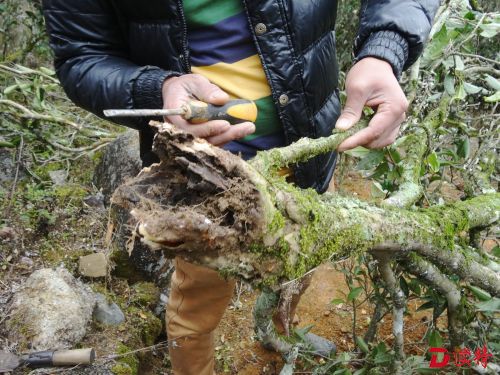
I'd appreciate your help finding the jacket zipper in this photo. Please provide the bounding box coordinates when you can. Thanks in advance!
[176,0,191,73]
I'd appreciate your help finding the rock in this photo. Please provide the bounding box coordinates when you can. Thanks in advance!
[48,169,68,185]
[0,148,19,186]
[93,293,125,325]
[0,226,16,241]
[79,253,108,278]
[7,267,96,351]
[154,293,169,317]
[93,130,142,204]
[19,256,34,267]
[110,238,174,290]
[0,351,20,372]
[83,192,105,209]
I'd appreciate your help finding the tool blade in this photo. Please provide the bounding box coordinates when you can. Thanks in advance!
[103,108,185,118]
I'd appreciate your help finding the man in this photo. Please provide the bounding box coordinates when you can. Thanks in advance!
[42,1,438,374]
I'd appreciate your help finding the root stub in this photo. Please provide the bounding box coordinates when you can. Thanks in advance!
[110,122,269,277]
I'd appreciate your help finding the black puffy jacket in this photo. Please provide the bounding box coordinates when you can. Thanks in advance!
[42,0,439,192]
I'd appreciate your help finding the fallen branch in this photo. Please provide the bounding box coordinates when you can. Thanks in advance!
[110,122,500,296]
[0,99,83,130]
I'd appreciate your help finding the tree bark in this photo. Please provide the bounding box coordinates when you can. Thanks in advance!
[110,122,500,296]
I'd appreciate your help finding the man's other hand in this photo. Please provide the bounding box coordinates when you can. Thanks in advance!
[335,57,408,152]
[162,74,255,146]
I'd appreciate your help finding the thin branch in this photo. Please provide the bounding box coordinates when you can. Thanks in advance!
[456,52,499,66]
[5,135,24,217]
[0,63,60,84]
[372,252,406,363]
[455,13,486,50]
[45,137,114,153]
[463,66,500,75]
[383,97,451,208]
[376,242,500,296]
[0,99,83,130]
[399,252,465,349]
[363,299,389,344]
[250,121,366,174]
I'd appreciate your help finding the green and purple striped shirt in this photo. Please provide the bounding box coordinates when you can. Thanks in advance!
[183,0,285,158]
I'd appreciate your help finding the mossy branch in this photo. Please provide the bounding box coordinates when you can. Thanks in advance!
[111,123,500,295]
[250,121,366,175]
[383,96,451,208]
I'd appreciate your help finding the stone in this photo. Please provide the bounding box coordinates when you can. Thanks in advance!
[83,192,105,209]
[303,333,336,357]
[0,149,19,186]
[0,227,16,241]
[93,130,142,204]
[79,253,108,278]
[154,293,169,317]
[48,169,68,185]
[93,293,125,325]
[0,351,20,372]
[19,256,33,267]
[7,267,96,351]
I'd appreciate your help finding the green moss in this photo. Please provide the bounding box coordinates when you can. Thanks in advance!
[6,314,36,351]
[111,363,134,375]
[269,182,381,280]
[109,246,147,283]
[260,274,280,288]
[130,282,160,308]
[53,184,87,205]
[91,148,105,164]
[126,307,163,347]
[32,161,65,180]
[217,267,236,280]
[423,203,470,250]
[268,210,286,234]
[111,343,139,375]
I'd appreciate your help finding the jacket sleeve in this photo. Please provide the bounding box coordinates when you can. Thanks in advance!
[42,0,181,129]
[353,0,440,79]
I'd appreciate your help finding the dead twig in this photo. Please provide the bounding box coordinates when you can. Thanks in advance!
[5,135,24,218]
[0,99,83,131]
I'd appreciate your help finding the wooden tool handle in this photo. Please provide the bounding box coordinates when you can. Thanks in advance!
[52,348,95,366]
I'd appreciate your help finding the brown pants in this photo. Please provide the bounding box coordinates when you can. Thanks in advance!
[166,257,309,375]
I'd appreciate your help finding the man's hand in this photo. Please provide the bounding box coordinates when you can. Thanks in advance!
[336,57,408,152]
[162,74,255,146]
